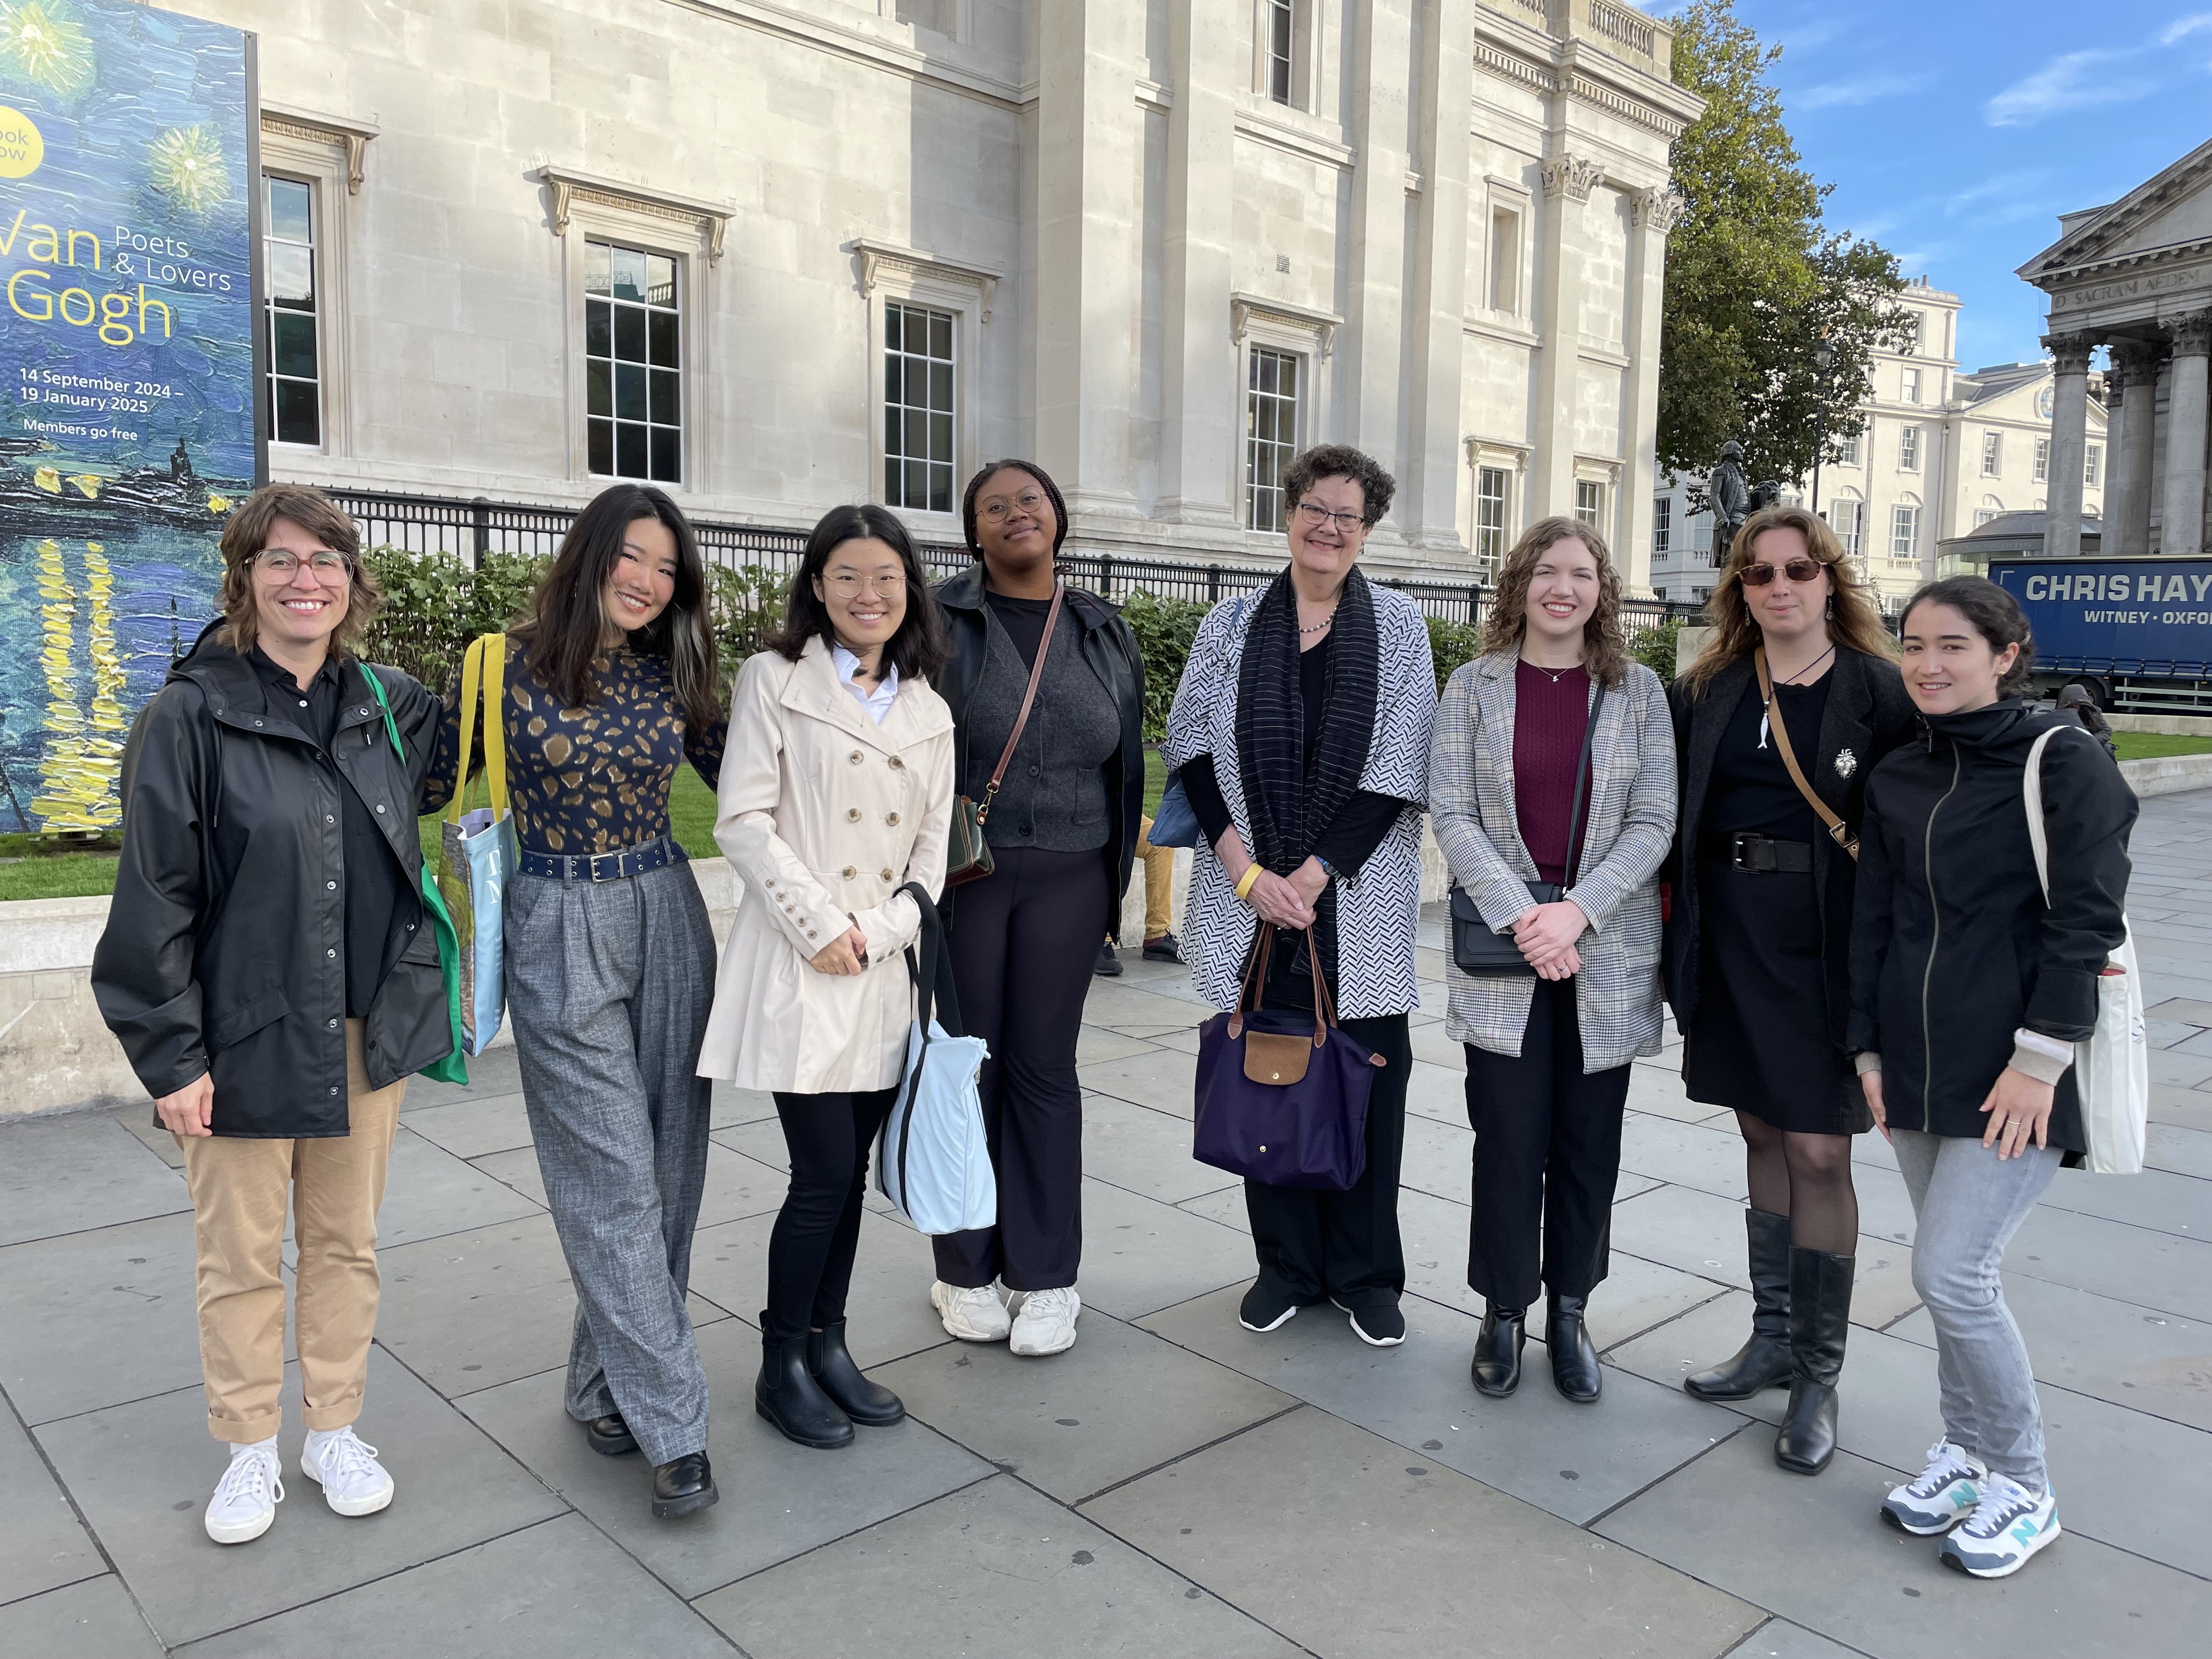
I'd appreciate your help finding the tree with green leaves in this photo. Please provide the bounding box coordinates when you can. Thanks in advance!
[1660,1,1913,498]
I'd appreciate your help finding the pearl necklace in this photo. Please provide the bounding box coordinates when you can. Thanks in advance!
[1300,611,1336,635]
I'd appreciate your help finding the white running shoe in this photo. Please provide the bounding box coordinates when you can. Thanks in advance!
[1882,1439,1988,1536]
[1939,1472,2060,1578]
[205,1440,284,1545]
[931,1280,1012,1342]
[300,1426,395,1517]
[1009,1286,1080,1357]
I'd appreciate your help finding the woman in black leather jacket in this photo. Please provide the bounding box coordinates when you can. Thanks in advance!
[924,459,1144,1358]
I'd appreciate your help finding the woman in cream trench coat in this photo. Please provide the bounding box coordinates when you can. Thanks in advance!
[698,504,956,1449]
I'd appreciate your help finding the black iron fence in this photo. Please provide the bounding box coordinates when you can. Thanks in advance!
[325,487,1704,635]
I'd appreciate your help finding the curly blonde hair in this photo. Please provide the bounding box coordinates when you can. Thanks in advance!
[1479,515,1629,686]
[215,483,381,658]
[1681,504,1894,693]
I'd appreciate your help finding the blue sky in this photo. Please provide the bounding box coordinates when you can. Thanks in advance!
[1657,2,2212,371]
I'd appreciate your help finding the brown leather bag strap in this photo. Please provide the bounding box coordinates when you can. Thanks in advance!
[1227,924,1275,1036]
[1754,646,1857,861]
[975,582,1066,824]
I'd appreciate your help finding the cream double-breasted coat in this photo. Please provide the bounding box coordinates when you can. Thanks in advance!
[698,636,956,1094]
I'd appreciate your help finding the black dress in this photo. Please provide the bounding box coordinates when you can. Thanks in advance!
[1682,672,1870,1133]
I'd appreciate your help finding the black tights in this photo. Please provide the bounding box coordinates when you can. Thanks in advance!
[1737,1114,1858,1255]
[765,1088,898,1344]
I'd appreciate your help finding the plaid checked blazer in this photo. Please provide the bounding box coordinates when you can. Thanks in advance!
[1427,651,1677,1068]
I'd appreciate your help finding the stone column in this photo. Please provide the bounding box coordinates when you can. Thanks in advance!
[2041,330,2097,560]
[2104,340,2163,555]
[1398,0,1477,556]
[2164,311,2212,559]
[1340,0,1414,466]
[1620,186,1685,595]
[1532,153,1601,521]
[1154,1,1238,529]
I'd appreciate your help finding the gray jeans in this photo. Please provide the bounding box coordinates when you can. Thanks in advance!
[1891,1127,2061,1489]
[507,860,716,1467]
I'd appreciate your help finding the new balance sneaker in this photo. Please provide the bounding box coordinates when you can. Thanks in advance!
[1881,1439,1987,1536]
[1009,1286,1080,1356]
[204,1439,284,1545]
[930,1280,1012,1342]
[1333,1297,1407,1347]
[1238,1280,1300,1333]
[1939,1472,2061,1579]
[300,1425,395,1517]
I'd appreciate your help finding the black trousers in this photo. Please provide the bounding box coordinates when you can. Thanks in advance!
[932,844,1107,1293]
[1245,1012,1412,1311]
[764,1087,898,1344]
[1463,977,1632,1308]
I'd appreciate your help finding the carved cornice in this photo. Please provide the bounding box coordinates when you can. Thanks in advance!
[1541,154,1601,202]
[2171,309,2212,357]
[2042,330,2100,375]
[850,238,1002,322]
[2019,137,2212,286]
[538,166,733,262]
[1635,185,1686,234]
[260,106,378,195]
[1231,292,1343,358]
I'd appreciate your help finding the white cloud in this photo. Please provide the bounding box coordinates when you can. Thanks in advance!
[1983,49,2138,127]
[2157,12,2212,42]
[1797,70,1936,109]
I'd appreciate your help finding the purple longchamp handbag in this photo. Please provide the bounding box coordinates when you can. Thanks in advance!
[1193,926,1386,1192]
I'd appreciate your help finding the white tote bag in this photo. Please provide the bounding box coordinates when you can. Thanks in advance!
[874,887,997,1235]
[2023,727,2148,1175]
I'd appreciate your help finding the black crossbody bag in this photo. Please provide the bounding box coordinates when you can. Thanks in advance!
[1449,681,1605,977]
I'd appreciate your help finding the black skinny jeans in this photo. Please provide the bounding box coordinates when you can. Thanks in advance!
[1463,977,1632,1309]
[932,844,1107,1293]
[765,1087,898,1344]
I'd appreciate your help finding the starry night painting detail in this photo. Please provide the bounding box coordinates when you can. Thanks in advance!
[0,0,256,833]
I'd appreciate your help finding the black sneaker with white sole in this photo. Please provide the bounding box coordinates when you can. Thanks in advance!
[1238,1280,1301,1333]
[1334,1298,1406,1346]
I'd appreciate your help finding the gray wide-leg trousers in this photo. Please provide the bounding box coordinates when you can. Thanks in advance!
[506,859,716,1467]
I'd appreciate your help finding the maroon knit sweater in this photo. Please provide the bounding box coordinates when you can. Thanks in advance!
[1513,659,1593,885]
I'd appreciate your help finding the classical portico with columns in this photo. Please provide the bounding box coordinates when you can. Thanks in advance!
[2021,137,2212,560]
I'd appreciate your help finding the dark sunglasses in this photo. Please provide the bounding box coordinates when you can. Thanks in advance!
[1739,558,1825,587]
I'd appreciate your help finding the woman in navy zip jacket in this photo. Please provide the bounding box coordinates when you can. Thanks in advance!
[1848,576,2134,1581]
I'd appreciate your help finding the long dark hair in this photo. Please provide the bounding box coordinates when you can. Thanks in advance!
[517,484,721,728]
[766,504,950,681]
[1901,575,2036,697]
[960,459,1069,560]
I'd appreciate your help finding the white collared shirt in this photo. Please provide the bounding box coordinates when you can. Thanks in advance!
[832,643,900,725]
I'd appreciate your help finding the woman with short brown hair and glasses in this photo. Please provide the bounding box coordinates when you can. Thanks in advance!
[1666,503,1916,1474]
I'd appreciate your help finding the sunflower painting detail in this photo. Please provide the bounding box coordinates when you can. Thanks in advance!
[0,0,94,97]
[146,122,229,214]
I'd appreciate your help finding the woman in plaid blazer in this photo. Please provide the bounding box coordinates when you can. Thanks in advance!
[1429,517,1677,1403]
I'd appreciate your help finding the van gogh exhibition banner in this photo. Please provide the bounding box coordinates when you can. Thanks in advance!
[0,0,256,833]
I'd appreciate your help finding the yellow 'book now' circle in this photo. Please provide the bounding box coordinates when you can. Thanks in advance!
[0,107,42,179]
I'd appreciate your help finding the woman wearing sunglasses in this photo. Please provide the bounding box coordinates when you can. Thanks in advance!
[1666,504,1916,1475]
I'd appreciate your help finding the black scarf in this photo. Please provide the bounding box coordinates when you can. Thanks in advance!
[1235,566,1379,876]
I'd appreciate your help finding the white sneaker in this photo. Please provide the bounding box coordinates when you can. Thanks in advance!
[1881,1439,1988,1536]
[1939,1472,2061,1578]
[931,1280,1011,1342]
[205,1440,284,1545]
[1009,1286,1080,1357]
[300,1426,395,1517]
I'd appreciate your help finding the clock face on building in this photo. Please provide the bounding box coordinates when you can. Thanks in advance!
[2038,385,2055,418]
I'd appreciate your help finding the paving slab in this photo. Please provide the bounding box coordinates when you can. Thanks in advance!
[0,1404,103,1606]
[2149,1082,2212,1134]
[694,1474,1304,1659]
[457,1319,990,1599]
[1408,1020,1468,1070]
[1400,1055,1472,1126]
[1074,1025,1167,1066]
[685,1206,953,1370]
[33,1347,566,1647]
[2000,1201,2212,1321]
[0,1116,188,1248]
[1073,1176,1260,1320]
[1079,981,1212,1033]
[176,1514,735,1658]
[708,1082,777,1130]
[2145,1121,2212,1178]
[0,1212,209,1426]
[1083,1406,1762,1659]
[1138,1283,1744,1526]
[1596,1429,2212,1659]
[400,1045,521,1110]
[701,1118,900,1217]
[398,1092,534,1159]
[1618,1112,1753,1201]
[111,1107,186,1170]
[0,1576,164,1659]
[2032,1165,2210,1240]
[467,1140,783,1232]
[1078,1045,1198,1119]
[1626,1062,1735,1125]
[872,1307,1294,1503]
[1176,1182,1252,1233]
[1080,1092,1236,1205]
[1724,1618,1878,1658]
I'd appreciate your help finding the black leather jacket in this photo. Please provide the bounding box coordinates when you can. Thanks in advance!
[932,563,1146,937]
[92,625,450,1137]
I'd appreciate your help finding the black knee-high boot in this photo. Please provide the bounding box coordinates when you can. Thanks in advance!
[1685,1209,1795,1400]
[1774,1247,1853,1474]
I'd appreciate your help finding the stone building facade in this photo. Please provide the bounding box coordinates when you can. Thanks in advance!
[186,0,1697,585]
[1649,279,2105,611]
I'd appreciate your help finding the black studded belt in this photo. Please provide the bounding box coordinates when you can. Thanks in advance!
[516,835,683,883]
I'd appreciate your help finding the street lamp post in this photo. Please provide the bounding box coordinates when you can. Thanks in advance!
[1810,335,1836,517]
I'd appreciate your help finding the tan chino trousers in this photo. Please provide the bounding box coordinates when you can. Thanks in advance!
[177,1019,405,1444]
[1137,816,1175,942]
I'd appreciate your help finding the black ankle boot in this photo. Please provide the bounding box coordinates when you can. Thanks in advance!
[808,1321,904,1427]
[1774,1247,1854,1475]
[755,1330,855,1449]
[1685,1209,1796,1401]
[1546,1294,1602,1403]
[1470,1304,1526,1397]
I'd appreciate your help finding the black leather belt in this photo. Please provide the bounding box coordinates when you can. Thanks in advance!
[1701,831,1813,874]
[516,836,682,884]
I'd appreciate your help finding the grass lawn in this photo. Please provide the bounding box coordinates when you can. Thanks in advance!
[2113,732,2212,759]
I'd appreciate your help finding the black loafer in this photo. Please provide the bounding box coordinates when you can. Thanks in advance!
[585,1412,636,1457]
[651,1452,718,1519]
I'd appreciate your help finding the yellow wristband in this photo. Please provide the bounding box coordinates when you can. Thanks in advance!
[1234,864,1263,902]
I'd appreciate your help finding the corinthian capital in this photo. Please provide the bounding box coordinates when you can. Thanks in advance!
[1541,154,1601,202]
[2041,330,2100,375]
[1635,186,1687,234]
[2169,309,2212,357]
[2107,338,2166,386]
